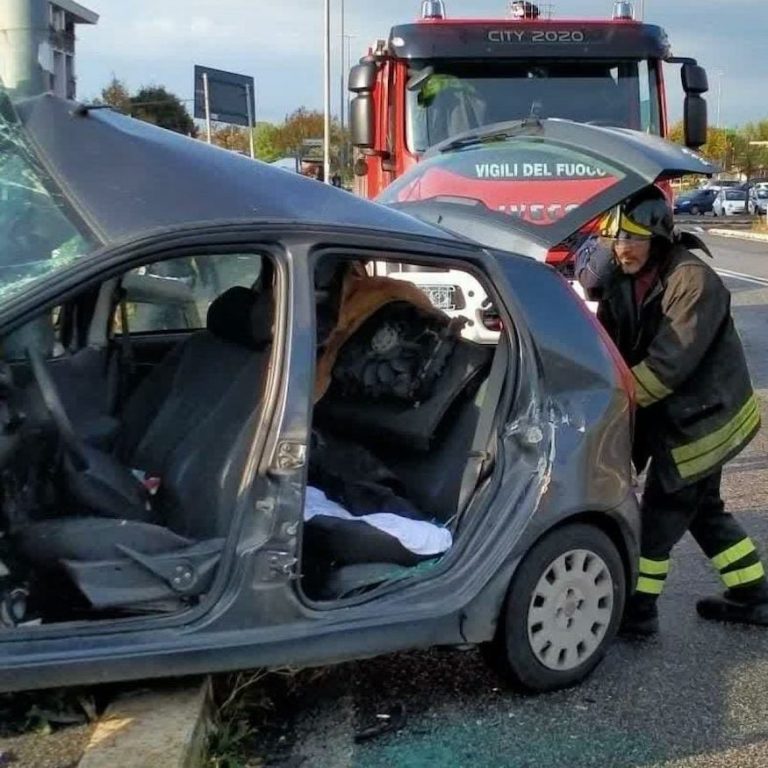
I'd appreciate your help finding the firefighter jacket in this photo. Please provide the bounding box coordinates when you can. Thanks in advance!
[595,244,759,493]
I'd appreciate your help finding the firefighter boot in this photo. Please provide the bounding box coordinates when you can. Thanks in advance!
[620,593,659,637]
[697,581,768,626]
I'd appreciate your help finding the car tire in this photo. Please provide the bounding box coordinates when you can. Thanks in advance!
[482,523,625,693]
[690,205,700,215]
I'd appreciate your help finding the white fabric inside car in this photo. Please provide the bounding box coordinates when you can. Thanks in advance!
[304,486,452,557]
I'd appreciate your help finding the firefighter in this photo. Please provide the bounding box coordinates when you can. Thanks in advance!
[577,188,768,635]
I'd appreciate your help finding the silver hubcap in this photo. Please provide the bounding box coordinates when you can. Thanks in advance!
[527,549,614,671]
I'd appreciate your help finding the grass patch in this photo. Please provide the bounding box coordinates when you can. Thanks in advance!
[206,667,330,768]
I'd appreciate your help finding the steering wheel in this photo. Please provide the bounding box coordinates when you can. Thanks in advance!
[27,347,89,470]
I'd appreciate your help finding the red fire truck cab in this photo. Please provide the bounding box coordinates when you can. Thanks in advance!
[349,0,709,204]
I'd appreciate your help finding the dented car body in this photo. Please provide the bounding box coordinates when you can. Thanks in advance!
[0,90,710,693]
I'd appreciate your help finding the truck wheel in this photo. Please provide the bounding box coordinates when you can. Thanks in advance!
[690,205,700,215]
[482,523,625,693]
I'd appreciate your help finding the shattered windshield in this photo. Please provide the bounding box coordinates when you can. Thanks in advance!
[0,93,96,304]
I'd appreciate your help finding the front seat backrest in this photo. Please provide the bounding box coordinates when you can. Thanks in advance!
[154,285,274,540]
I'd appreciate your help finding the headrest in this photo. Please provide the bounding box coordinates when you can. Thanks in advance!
[207,286,272,349]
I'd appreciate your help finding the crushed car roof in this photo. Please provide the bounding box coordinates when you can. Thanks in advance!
[13,93,454,246]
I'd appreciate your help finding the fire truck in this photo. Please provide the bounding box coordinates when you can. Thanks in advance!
[349,0,708,200]
[348,1,709,337]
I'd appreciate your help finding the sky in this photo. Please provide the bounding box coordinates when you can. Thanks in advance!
[75,0,767,128]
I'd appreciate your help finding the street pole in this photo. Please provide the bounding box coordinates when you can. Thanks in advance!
[245,82,255,159]
[749,141,768,226]
[716,71,723,129]
[339,0,345,136]
[202,72,213,144]
[0,0,48,97]
[323,0,332,184]
[342,33,356,178]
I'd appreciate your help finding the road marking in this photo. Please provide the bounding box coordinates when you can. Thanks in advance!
[716,268,768,287]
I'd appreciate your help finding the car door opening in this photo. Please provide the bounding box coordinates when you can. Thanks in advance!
[301,255,508,601]
[0,252,276,628]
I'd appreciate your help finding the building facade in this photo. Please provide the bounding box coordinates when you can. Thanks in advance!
[48,0,98,99]
[0,0,98,98]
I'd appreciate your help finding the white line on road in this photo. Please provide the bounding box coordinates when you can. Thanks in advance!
[716,268,768,287]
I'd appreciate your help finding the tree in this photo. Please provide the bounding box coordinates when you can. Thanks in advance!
[668,122,729,166]
[253,123,281,163]
[211,125,249,154]
[130,86,196,137]
[269,107,350,171]
[210,122,282,163]
[99,76,131,114]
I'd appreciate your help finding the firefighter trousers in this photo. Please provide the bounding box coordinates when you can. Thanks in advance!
[635,467,768,601]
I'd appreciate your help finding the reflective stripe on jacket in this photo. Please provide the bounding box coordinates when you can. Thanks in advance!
[595,245,759,492]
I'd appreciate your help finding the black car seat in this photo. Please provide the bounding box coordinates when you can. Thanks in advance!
[14,284,273,610]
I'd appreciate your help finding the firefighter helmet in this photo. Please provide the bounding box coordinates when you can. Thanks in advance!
[619,190,674,242]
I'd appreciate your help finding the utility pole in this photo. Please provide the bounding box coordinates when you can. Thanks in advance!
[715,71,724,129]
[749,141,768,226]
[0,0,49,97]
[323,0,332,184]
[339,0,345,135]
[342,33,356,177]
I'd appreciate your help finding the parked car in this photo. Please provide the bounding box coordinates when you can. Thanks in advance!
[0,90,712,694]
[749,187,768,216]
[713,188,749,216]
[674,188,717,215]
[705,179,742,191]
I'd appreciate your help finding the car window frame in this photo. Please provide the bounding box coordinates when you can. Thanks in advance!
[110,252,266,339]
[1,231,291,642]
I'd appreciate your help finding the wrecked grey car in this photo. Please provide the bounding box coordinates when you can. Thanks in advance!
[0,89,709,694]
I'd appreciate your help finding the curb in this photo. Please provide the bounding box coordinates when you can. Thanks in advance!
[78,677,211,768]
[708,228,768,243]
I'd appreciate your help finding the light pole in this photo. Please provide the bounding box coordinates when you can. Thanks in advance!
[715,70,724,129]
[749,141,768,226]
[339,0,345,135]
[323,0,332,184]
[342,32,356,175]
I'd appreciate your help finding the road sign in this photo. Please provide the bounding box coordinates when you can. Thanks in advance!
[193,66,255,127]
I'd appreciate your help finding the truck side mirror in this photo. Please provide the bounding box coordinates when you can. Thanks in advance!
[684,95,708,149]
[681,63,708,95]
[349,61,377,151]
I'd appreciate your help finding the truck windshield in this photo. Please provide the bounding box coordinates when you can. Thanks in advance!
[0,92,97,304]
[406,60,661,153]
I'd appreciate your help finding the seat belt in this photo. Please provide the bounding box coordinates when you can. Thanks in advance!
[456,336,510,517]
[118,294,136,377]
[110,291,137,414]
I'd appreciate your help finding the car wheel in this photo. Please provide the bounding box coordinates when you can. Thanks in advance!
[482,523,625,693]
[690,205,700,215]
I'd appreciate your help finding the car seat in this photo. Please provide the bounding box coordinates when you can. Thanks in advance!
[13,284,273,611]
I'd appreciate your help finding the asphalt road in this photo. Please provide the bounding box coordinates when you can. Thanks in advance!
[252,232,768,768]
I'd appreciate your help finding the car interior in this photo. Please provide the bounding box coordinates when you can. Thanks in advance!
[0,250,507,627]
[301,255,504,601]
[0,252,274,627]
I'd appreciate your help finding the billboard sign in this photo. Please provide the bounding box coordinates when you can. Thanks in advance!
[194,65,255,127]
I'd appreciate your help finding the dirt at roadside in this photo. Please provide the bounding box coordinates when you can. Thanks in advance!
[0,688,103,768]
[0,724,94,768]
